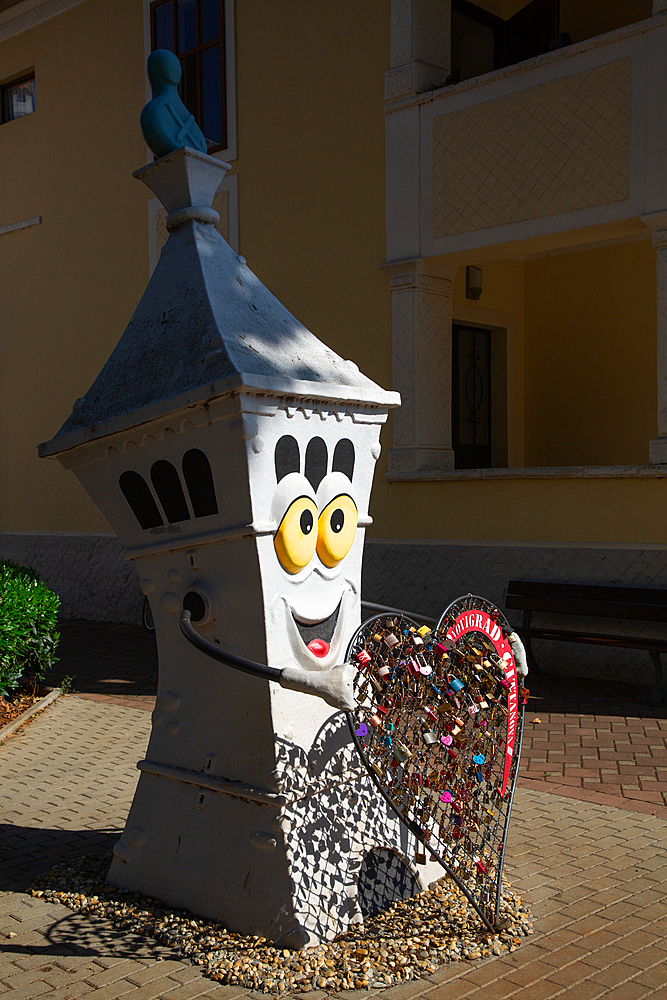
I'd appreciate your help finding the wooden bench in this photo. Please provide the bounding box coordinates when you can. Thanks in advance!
[505,580,667,705]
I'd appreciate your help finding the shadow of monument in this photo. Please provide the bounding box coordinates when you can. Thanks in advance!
[275,713,425,943]
[0,824,120,893]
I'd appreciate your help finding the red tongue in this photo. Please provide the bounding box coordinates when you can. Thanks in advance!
[307,639,330,658]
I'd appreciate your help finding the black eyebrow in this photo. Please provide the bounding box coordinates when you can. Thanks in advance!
[332,439,355,480]
[275,435,300,481]
[305,437,328,491]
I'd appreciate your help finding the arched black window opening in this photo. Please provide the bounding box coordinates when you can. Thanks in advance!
[182,449,218,517]
[305,437,328,491]
[333,439,355,481]
[119,471,164,530]
[275,435,300,481]
[150,461,191,523]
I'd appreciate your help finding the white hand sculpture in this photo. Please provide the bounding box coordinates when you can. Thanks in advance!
[509,632,528,678]
[280,661,356,711]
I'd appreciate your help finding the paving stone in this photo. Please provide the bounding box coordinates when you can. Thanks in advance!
[4,641,667,1000]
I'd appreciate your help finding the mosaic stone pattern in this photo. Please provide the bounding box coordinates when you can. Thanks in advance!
[432,59,631,239]
[277,715,424,941]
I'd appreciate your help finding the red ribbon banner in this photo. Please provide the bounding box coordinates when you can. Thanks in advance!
[446,609,518,796]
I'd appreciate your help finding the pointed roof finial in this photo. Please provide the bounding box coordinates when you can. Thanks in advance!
[140,49,207,158]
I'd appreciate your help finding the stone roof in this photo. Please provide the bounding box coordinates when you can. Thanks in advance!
[40,149,398,458]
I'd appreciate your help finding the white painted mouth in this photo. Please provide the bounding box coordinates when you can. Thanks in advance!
[291,600,342,645]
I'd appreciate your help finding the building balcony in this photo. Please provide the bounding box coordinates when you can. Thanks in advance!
[386,10,667,263]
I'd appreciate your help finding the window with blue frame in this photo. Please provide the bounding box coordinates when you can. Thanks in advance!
[150,0,226,152]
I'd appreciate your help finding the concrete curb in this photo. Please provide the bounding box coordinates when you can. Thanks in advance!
[0,686,61,743]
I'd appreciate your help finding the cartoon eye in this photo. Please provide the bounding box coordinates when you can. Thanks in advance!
[316,494,357,567]
[274,495,319,574]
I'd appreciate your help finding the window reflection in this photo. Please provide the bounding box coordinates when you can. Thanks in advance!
[1,77,36,124]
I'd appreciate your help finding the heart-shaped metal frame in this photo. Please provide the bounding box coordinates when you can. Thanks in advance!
[345,594,526,930]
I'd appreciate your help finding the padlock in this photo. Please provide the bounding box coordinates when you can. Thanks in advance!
[423,731,438,745]
[356,649,371,665]
[392,740,411,763]
[377,665,390,678]
[417,625,432,637]
[448,675,465,693]
[384,633,399,648]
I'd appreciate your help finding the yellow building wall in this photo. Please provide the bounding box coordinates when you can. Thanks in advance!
[523,239,656,468]
[1,0,664,549]
[559,0,652,45]
[369,241,664,546]
[232,0,391,399]
[0,0,147,532]
[370,477,667,545]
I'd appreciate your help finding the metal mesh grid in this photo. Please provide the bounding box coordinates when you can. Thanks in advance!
[346,595,525,929]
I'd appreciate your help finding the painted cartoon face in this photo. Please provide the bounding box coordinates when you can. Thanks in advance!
[270,434,359,666]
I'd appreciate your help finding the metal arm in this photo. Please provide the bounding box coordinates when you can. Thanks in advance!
[179,610,356,711]
[180,608,282,681]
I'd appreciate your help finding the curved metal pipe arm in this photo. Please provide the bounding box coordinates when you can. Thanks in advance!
[179,610,356,711]
[180,609,282,681]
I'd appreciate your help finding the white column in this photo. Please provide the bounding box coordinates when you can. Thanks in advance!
[383,259,458,474]
[649,228,667,463]
[385,0,451,101]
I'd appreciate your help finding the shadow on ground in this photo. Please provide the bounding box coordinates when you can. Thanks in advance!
[45,621,158,698]
[526,668,667,720]
[0,825,120,893]
[0,909,173,962]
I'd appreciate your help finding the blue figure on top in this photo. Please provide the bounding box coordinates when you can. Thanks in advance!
[140,49,207,158]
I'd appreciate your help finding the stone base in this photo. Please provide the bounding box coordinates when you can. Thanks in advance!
[108,716,432,946]
[0,531,141,624]
[362,539,667,688]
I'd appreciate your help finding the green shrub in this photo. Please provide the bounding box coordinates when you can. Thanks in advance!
[0,562,60,697]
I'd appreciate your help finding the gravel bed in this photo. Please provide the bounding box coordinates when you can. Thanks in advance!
[30,852,533,994]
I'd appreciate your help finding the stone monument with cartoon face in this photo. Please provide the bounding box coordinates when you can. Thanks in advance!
[39,65,439,945]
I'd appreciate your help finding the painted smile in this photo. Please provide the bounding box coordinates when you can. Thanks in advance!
[292,601,342,658]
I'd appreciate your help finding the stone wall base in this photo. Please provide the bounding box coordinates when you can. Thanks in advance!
[3,531,666,686]
[362,539,667,688]
[0,531,141,624]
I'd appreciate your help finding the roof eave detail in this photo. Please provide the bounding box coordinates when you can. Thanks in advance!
[39,372,400,459]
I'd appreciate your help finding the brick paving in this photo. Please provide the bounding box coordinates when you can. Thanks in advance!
[2,625,667,996]
[518,672,667,817]
[45,621,158,712]
[2,695,667,998]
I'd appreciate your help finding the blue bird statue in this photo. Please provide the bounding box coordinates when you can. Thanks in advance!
[140,49,207,158]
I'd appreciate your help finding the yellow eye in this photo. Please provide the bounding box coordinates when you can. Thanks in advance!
[317,494,358,567]
[274,495,319,574]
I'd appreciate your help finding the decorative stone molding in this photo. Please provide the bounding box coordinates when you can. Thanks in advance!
[0,216,41,237]
[383,258,457,475]
[385,60,450,100]
[386,464,667,482]
[432,59,631,239]
[0,0,86,42]
[387,0,450,99]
